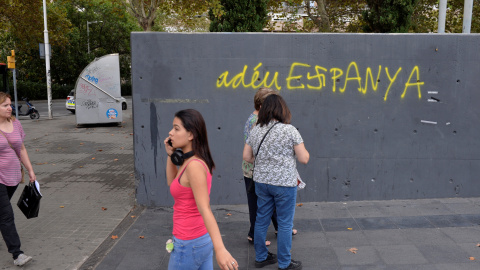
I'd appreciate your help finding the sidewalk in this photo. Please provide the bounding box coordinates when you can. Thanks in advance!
[94,198,480,270]
[0,110,135,269]
[4,107,480,270]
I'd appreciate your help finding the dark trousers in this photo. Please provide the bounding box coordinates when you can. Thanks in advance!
[0,183,23,259]
[244,176,278,239]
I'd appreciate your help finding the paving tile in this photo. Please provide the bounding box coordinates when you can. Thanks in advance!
[363,229,412,246]
[456,243,480,258]
[435,262,480,270]
[390,216,435,229]
[402,228,454,245]
[439,227,480,244]
[413,201,456,216]
[356,217,398,230]
[321,218,360,232]
[443,202,480,215]
[386,265,439,270]
[341,265,388,270]
[417,244,472,263]
[293,246,340,270]
[425,215,473,228]
[292,230,330,248]
[313,203,351,219]
[333,246,382,265]
[347,205,385,218]
[291,218,323,233]
[462,214,480,226]
[375,245,428,265]
[325,231,369,247]
[378,204,422,217]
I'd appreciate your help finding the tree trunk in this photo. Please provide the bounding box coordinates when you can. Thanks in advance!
[307,0,330,32]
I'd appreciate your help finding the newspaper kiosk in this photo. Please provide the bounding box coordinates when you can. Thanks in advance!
[75,54,123,125]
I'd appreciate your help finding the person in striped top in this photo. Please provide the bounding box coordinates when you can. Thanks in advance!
[0,92,36,266]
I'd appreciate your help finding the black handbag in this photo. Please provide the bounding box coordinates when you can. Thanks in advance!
[17,182,42,219]
[248,122,279,193]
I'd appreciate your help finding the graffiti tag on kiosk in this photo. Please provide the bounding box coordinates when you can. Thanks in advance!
[216,62,425,101]
[85,74,99,84]
[78,82,96,96]
[81,99,98,110]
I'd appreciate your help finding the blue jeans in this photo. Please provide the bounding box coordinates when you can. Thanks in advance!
[244,176,278,239]
[254,182,296,269]
[168,233,213,270]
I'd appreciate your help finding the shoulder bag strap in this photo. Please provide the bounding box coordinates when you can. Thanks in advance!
[253,122,279,169]
[0,129,21,161]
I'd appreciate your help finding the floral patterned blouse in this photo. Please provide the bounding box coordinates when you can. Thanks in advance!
[246,121,303,187]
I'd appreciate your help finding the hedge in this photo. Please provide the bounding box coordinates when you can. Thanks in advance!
[0,80,132,100]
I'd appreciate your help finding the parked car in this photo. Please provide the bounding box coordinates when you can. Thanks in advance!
[66,90,75,113]
[66,90,127,113]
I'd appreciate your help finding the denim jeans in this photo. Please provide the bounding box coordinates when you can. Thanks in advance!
[244,177,278,239]
[168,233,213,270]
[0,183,23,259]
[254,182,296,269]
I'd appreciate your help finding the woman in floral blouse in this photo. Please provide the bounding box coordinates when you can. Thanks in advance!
[243,94,309,270]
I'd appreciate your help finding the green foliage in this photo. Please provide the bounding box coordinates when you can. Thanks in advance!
[209,0,268,32]
[410,0,480,33]
[1,0,140,99]
[155,0,211,32]
[0,78,73,100]
[362,0,419,33]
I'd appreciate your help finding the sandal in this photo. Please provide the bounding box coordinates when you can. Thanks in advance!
[247,236,271,246]
[275,229,298,236]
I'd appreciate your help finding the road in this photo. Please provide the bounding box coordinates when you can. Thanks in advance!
[13,97,132,119]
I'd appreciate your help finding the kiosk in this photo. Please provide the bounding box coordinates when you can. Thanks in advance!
[75,54,123,125]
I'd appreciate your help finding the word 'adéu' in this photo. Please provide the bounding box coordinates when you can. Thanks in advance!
[216,62,425,101]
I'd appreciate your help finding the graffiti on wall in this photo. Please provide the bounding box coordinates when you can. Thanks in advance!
[216,61,425,101]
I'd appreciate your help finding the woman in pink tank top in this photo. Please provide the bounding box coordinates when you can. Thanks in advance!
[164,109,238,270]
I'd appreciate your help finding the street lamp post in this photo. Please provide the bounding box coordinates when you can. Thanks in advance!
[43,0,52,119]
[87,21,103,54]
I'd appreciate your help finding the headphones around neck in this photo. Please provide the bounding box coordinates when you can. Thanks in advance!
[168,139,194,166]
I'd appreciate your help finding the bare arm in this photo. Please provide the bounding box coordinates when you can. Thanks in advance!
[164,137,177,186]
[20,144,36,182]
[242,143,254,163]
[294,142,310,164]
[186,162,238,270]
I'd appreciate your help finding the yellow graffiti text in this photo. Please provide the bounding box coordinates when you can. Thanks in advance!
[216,63,282,90]
[401,66,424,99]
[216,61,424,101]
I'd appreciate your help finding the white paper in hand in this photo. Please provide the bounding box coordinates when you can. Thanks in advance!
[34,180,42,196]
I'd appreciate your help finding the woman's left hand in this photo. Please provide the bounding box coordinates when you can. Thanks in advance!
[215,248,238,270]
[28,170,36,183]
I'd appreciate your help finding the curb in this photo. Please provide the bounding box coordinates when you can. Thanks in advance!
[78,204,146,270]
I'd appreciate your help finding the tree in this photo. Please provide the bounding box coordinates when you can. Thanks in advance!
[0,0,72,74]
[1,0,140,94]
[209,0,269,32]
[362,0,419,33]
[155,0,213,32]
[265,0,368,33]
[122,0,161,31]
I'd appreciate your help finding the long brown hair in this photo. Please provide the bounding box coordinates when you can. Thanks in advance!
[0,92,14,122]
[257,94,291,127]
[174,109,215,173]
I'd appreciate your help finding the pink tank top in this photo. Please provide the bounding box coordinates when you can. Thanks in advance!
[170,159,212,240]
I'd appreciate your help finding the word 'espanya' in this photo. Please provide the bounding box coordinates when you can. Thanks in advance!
[216,62,425,101]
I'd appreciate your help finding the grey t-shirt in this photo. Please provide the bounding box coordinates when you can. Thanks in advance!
[246,121,303,187]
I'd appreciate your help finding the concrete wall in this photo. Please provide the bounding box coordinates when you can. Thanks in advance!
[131,33,480,207]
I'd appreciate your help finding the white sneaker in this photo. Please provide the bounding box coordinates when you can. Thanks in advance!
[14,254,32,266]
